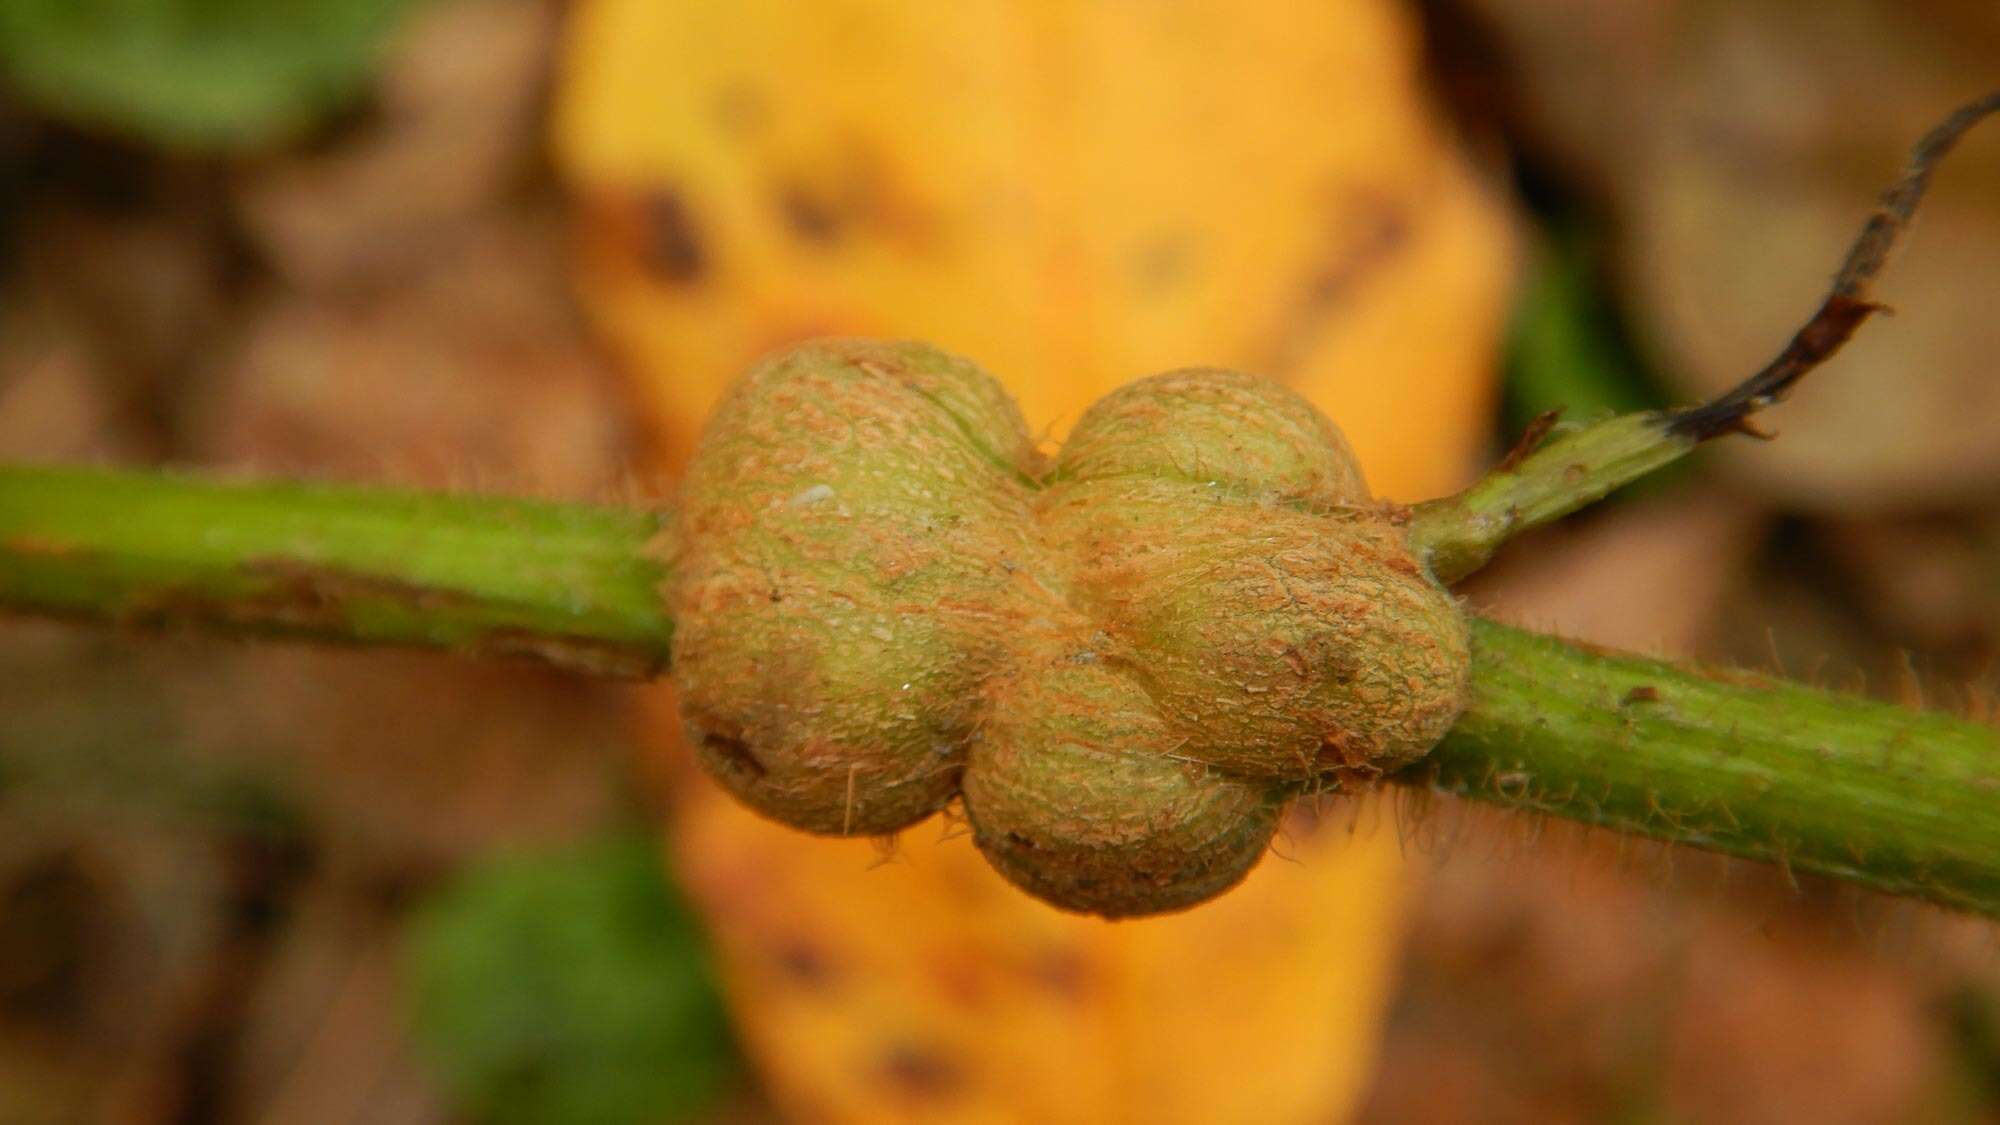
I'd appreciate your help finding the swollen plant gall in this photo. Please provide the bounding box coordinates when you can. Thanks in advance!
[669,339,1471,917]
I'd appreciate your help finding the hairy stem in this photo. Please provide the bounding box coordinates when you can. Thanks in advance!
[1419,621,2000,916]
[0,464,672,677]
[4,464,1997,915]
[1410,89,2000,582]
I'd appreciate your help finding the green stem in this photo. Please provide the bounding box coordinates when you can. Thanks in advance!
[1424,621,2000,916]
[4,464,1997,915]
[1407,412,1686,582]
[0,464,672,677]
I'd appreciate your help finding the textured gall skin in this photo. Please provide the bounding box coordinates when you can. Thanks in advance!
[671,339,1469,916]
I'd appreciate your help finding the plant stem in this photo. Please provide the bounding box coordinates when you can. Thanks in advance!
[0,464,671,677]
[5,464,1997,915]
[1410,89,2000,583]
[1419,621,2000,916]
[1407,412,1686,582]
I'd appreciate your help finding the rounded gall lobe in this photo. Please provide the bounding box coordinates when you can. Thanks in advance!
[671,341,1472,916]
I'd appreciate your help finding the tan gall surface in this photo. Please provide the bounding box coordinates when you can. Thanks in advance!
[671,340,1469,916]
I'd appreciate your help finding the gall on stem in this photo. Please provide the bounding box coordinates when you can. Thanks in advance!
[1,94,1998,920]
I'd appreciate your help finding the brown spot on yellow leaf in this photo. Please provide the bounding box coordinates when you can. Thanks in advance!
[638,189,706,283]
[1264,191,1416,376]
[876,1042,965,1101]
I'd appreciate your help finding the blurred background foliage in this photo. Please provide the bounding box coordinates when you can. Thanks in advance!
[1,0,1999,1122]
[0,0,418,149]
[406,833,733,1125]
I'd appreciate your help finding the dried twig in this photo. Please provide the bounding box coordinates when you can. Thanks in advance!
[1673,89,2000,439]
[1412,90,2000,581]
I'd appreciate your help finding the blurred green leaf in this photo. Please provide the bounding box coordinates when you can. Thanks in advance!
[1933,984,2000,1117]
[0,0,420,149]
[1505,226,1666,430]
[406,832,736,1125]
[0,641,307,840]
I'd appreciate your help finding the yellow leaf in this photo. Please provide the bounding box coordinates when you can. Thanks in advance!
[555,1,1514,1120]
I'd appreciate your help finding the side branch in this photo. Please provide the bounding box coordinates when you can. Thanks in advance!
[0,465,673,676]
[1410,89,2000,582]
